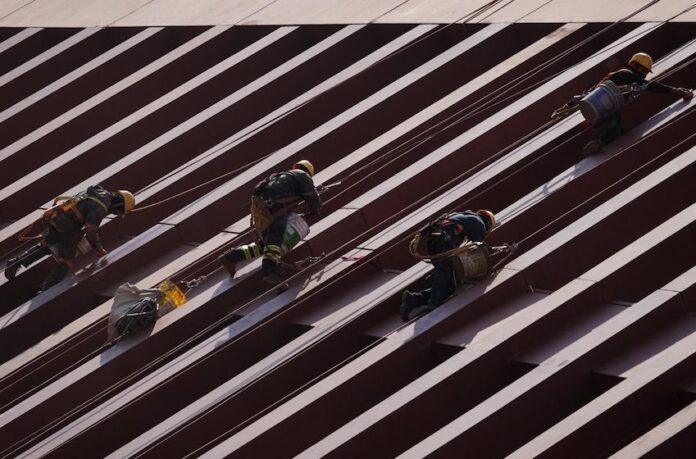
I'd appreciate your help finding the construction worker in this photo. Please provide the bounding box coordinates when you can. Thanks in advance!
[582,52,693,155]
[400,210,497,322]
[220,160,320,286]
[4,186,135,291]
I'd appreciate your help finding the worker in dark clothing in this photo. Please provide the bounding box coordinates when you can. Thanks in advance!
[4,186,135,291]
[400,210,496,322]
[582,52,693,155]
[220,160,321,286]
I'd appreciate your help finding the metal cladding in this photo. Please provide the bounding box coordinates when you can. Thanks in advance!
[0,18,695,459]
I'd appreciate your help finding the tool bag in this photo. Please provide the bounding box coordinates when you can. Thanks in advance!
[250,196,274,235]
[250,195,300,242]
[107,280,187,341]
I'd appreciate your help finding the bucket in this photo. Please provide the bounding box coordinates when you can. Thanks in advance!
[281,212,310,255]
[451,243,491,283]
[158,279,187,309]
[579,80,624,125]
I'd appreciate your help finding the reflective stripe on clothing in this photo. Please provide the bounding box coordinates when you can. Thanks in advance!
[263,244,282,263]
[240,243,262,260]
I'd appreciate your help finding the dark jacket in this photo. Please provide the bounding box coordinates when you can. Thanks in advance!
[49,186,115,250]
[437,212,487,244]
[602,68,673,94]
[424,211,487,255]
[253,169,321,215]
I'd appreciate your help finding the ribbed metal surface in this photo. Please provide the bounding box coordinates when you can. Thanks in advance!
[0,19,694,458]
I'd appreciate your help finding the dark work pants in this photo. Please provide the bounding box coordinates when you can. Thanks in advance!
[593,112,624,144]
[261,212,288,275]
[17,244,51,268]
[15,239,72,291]
[411,258,457,308]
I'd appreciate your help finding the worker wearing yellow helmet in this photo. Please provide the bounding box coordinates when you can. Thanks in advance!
[4,186,135,291]
[581,52,693,155]
[220,160,321,287]
[400,209,499,321]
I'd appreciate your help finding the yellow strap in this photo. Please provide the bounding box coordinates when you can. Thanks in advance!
[408,233,474,263]
[53,195,75,205]
[83,195,109,213]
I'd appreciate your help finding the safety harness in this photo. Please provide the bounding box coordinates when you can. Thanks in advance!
[409,212,481,263]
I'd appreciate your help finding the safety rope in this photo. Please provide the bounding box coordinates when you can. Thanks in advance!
[408,232,476,263]
[178,101,696,459]
[0,4,525,456]
[513,110,696,248]
[324,0,696,193]
[0,323,114,415]
[131,4,696,452]
[11,100,690,459]
[498,103,695,224]
[7,2,696,455]
[162,180,342,286]
[129,0,508,211]
[134,40,696,459]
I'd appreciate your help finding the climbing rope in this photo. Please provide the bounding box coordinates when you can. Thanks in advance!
[8,2,696,455]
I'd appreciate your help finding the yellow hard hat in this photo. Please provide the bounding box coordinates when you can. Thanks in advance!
[628,52,652,73]
[477,209,496,230]
[293,160,315,177]
[117,190,135,213]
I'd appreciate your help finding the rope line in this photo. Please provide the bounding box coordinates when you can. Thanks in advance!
[9,0,696,455]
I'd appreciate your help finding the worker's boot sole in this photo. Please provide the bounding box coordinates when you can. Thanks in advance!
[581,139,604,156]
[400,291,424,322]
[4,257,21,280]
[220,256,237,278]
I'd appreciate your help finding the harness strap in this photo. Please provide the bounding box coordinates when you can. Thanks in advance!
[278,253,325,270]
[84,195,110,213]
[408,233,474,263]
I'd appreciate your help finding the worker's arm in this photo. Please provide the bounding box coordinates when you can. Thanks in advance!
[447,213,487,243]
[296,173,322,216]
[646,80,693,99]
[84,223,107,256]
[301,190,322,216]
[84,205,108,256]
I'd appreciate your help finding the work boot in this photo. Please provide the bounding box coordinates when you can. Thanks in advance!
[4,257,21,280]
[581,139,604,156]
[4,244,49,280]
[219,254,236,278]
[39,263,70,292]
[400,291,422,322]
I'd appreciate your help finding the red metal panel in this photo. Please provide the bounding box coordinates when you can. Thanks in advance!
[1,19,696,458]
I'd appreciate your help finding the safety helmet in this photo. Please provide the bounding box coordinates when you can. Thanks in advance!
[117,190,135,213]
[628,52,652,73]
[477,209,496,230]
[293,160,315,177]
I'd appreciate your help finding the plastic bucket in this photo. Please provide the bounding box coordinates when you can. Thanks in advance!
[158,279,187,309]
[579,80,624,125]
[281,212,310,255]
[451,243,491,283]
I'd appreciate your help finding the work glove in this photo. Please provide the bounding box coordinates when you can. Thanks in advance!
[675,87,693,100]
